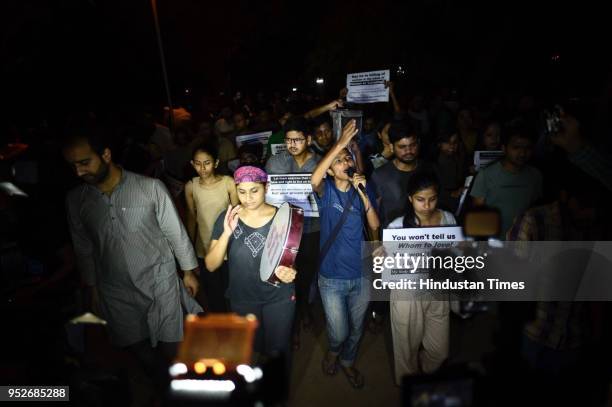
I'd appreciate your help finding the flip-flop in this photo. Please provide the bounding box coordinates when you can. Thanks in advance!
[340,366,365,389]
[321,353,338,376]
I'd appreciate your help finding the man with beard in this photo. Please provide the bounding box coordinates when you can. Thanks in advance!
[371,120,432,228]
[265,116,321,349]
[63,126,202,390]
[471,124,542,238]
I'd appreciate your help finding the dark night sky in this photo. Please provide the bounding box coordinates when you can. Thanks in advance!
[1,0,611,122]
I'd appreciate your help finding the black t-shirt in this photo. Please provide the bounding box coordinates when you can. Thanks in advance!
[371,160,433,227]
[211,211,295,304]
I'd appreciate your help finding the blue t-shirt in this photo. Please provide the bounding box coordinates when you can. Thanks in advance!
[315,178,378,280]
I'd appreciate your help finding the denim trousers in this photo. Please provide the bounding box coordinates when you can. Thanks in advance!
[318,274,371,367]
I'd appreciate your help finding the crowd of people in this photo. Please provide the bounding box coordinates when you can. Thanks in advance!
[2,82,612,404]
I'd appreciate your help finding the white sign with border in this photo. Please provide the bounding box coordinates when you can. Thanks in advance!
[381,226,464,283]
[235,131,273,148]
[265,173,319,217]
[473,150,503,171]
[346,69,390,103]
[270,143,287,156]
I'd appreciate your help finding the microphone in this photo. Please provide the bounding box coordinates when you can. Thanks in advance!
[345,167,367,195]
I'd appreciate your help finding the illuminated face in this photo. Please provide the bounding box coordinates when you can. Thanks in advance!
[284,130,310,156]
[191,151,217,179]
[237,181,266,209]
[439,134,460,156]
[314,123,333,148]
[483,124,501,150]
[63,142,110,185]
[503,136,533,169]
[327,149,354,180]
[393,136,419,164]
[409,186,438,219]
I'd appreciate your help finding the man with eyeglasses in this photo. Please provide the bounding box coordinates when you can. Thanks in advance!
[265,116,322,351]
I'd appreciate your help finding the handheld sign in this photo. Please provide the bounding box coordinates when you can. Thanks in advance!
[381,226,464,284]
[265,173,319,217]
[473,150,503,171]
[346,70,390,104]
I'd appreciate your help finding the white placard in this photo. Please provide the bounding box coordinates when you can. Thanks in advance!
[381,226,464,283]
[270,144,287,156]
[265,173,319,217]
[235,131,273,148]
[383,226,464,242]
[473,150,503,171]
[346,70,390,103]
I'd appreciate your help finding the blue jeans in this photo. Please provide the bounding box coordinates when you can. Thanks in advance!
[318,275,371,367]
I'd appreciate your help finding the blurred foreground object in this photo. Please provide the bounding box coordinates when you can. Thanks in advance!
[175,313,258,373]
[463,207,501,240]
[170,313,292,406]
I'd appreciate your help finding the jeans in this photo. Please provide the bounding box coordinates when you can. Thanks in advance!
[318,275,371,367]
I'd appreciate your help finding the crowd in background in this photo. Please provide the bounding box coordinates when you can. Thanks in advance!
[1,81,612,405]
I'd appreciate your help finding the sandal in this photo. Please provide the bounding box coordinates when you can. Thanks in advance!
[340,366,365,389]
[321,352,338,376]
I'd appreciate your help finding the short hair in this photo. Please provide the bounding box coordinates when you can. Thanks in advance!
[238,142,264,159]
[311,114,332,128]
[388,120,417,144]
[62,126,110,156]
[192,141,219,161]
[283,116,311,136]
[501,120,535,146]
[432,121,457,144]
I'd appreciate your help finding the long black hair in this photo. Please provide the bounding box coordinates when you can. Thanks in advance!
[402,171,441,228]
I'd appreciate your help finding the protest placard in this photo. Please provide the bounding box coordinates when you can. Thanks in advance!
[473,150,503,171]
[265,173,319,217]
[381,226,464,283]
[346,70,390,103]
[270,143,287,156]
[235,131,273,148]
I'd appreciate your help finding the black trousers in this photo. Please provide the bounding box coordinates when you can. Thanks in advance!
[293,231,320,329]
[198,258,229,313]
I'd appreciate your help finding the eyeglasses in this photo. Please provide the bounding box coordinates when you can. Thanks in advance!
[284,137,306,145]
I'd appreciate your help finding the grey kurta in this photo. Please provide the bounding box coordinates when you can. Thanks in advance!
[66,169,202,347]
